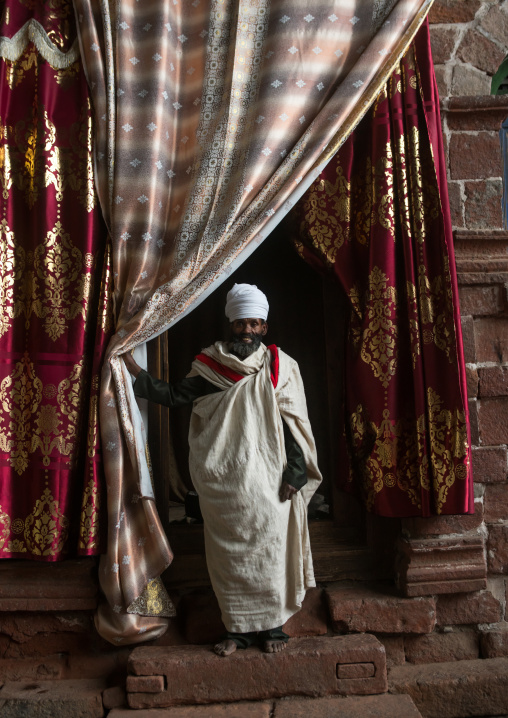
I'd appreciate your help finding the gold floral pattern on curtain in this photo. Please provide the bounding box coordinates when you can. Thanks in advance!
[293,23,472,517]
[0,0,112,559]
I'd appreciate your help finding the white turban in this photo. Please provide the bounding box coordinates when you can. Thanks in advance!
[225,283,269,323]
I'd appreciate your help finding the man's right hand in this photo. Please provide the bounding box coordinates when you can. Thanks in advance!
[122,352,143,378]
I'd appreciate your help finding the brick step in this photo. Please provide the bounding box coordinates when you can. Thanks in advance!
[389,657,508,718]
[0,559,98,611]
[0,678,106,718]
[325,582,437,634]
[111,693,422,717]
[126,635,387,709]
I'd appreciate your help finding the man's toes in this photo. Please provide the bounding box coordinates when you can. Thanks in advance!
[263,640,287,653]
[214,639,237,657]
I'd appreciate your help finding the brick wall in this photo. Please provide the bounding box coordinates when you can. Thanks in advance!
[393,0,508,660]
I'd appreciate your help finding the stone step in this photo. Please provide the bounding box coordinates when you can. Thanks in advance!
[126,635,387,709]
[389,657,508,718]
[325,582,437,634]
[110,693,422,717]
[0,559,98,611]
[0,678,106,718]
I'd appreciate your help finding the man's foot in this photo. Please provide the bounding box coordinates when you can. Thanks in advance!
[214,639,237,657]
[263,639,287,653]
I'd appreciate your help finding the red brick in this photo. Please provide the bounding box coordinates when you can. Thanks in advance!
[480,5,508,49]
[110,705,272,718]
[396,536,486,597]
[429,0,481,23]
[389,658,508,718]
[374,636,405,668]
[326,584,436,634]
[65,648,130,681]
[481,629,508,658]
[0,655,66,682]
[473,446,508,483]
[485,484,508,523]
[479,366,508,398]
[475,317,508,363]
[457,29,506,76]
[102,685,127,710]
[401,501,483,538]
[461,315,476,363]
[437,591,502,626]
[283,588,328,637]
[404,630,479,664]
[430,26,458,65]
[0,613,91,643]
[466,366,478,398]
[128,636,387,708]
[0,679,106,718]
[488,525,508,574]
[450,133,501,181]
[464,180,504,231]
[0,560,98,610]
[337,662,375,679]
[448,182,463,228]
[447,97,508,132]
[127,675,165,693]
[479,398,508,446]
[469,399,480,446]
[3,631,95,660]
[459,284,504,317]
[273,695,423,718]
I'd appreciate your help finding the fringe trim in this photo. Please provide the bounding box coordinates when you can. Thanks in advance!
[0,19,79,68]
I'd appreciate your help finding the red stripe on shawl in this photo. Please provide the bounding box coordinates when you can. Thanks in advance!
[267,344,279,388]
[195,353,245,383]
[195,346,279,387]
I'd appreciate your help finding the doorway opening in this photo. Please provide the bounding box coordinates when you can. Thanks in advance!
[147,221,398,589]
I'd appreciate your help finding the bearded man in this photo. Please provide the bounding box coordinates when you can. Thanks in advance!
[123,283,321,656]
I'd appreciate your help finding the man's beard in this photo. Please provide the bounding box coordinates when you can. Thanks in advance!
[229,333,263,358]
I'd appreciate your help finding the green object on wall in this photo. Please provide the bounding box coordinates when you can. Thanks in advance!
[492,55,508,95]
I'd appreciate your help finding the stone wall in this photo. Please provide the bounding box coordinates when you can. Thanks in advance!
[392,0,508,662]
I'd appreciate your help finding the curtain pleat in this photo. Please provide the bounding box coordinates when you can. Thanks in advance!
[292,20,472,518]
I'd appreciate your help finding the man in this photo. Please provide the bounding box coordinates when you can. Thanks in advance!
[123,283,321,656]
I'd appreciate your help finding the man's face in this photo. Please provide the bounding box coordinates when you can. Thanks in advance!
[229,318,267,358]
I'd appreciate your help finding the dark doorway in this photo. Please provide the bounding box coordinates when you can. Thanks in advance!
[147,221,377,589]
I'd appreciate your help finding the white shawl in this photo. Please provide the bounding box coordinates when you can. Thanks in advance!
[187,342,321,633]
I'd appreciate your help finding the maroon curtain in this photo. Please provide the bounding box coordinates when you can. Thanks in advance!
[0,0,112,559]
[293,20,472,517]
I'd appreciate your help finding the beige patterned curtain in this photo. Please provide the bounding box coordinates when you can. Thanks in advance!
[73,0,435,644]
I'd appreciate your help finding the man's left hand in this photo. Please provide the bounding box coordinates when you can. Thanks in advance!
[279,481,298,502]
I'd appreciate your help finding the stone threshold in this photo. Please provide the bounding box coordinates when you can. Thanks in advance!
[110,694,423,717]
[126,635,387,709]
[389,656,508,718]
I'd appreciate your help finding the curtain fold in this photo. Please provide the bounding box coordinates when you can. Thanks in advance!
[0,0,112,559]
[73,0,436,644]
[292,20,472,518]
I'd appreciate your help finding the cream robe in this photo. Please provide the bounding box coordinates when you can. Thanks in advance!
[187,342,321,633]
